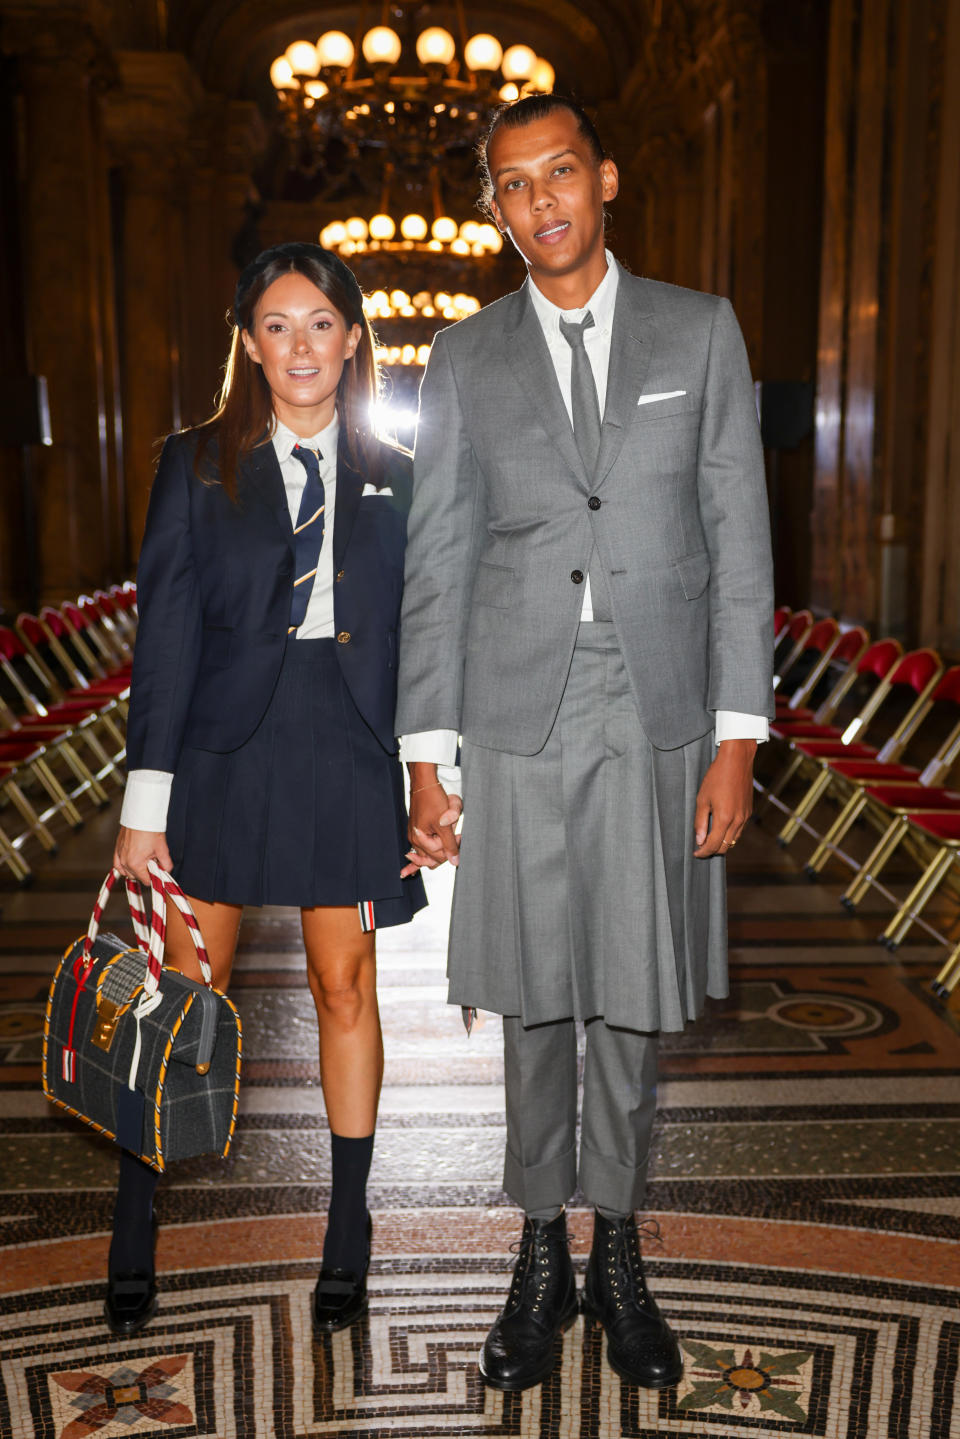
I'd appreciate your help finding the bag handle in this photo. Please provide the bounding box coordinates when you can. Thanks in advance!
[82,868,151,961]
[80,863,213,994]
[145,860,213,992]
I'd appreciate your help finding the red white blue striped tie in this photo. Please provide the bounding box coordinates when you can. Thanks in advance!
[288,445,326,633]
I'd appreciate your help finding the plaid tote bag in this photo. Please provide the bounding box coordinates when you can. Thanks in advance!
[42,861,242,1172]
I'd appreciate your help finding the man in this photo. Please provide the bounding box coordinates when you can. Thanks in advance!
[396,95,774,1392]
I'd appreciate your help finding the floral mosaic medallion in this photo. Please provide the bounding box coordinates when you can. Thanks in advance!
[46,1355,195,1439]
[677,1339,814,1422]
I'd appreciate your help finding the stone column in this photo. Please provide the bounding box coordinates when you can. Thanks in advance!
[0,6,121,602]
[103,52,198,557]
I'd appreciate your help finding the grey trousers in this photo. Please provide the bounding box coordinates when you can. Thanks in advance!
[502,1014,659,1214]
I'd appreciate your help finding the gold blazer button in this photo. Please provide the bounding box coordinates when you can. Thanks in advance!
[337,631,351,644]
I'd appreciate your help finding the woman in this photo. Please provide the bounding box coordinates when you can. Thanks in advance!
[111,241,426,1337]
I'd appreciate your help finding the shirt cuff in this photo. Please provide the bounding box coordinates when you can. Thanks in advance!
[399,730,460,767]
[120,769,174,831]
[714,711,769,745]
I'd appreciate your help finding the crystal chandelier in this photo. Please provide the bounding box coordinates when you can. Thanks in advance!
[319,211,502,258]
[269,2,555,171]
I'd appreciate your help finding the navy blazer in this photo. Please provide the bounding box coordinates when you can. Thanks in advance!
[126,428,413,769]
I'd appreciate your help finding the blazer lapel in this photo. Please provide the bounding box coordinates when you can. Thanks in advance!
[333,446,364,570]
[238,440,293,545]
[595,270,656,488]
[504,283,589,487]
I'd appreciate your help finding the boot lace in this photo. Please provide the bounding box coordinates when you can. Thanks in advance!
[604,1216,661,1311]
[505,1225,570,1317]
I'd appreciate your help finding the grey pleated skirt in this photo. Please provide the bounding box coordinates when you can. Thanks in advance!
[447,622,728,1031]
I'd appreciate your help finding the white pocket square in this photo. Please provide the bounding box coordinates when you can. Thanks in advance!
[637,389,687,406]
[362,483,393,496]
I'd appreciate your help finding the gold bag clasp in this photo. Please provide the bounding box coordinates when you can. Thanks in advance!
[91,997,122,1052]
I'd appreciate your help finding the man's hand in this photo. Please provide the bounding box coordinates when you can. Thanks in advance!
[402,763,462,876]
[693,738,756,858]
[113,825,173,886]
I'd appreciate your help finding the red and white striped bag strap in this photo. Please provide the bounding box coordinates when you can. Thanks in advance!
[81,868,150,965]
[146,859,213,992]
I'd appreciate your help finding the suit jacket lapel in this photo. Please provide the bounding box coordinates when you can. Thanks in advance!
[238,439,293,545]
[595,269,656,488]
[504,283,589,487]
[333,445,363,570]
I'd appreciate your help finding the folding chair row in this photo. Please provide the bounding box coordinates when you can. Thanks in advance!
[0,583,137,883]
[758,607,960,1000]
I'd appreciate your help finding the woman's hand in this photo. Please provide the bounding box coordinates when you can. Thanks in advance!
[402,766,463,876]
[113,826,173,886]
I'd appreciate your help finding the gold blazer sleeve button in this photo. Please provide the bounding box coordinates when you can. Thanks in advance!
[337,631,351,644]
[336,569,345,582]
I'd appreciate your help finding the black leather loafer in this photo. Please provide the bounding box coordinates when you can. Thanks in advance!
[313,1214,371,1333]
[582,1211,683,1389]
[479,1212,579,1391]
[104,1271,158,1336]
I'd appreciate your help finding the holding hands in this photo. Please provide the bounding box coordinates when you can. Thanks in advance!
[402,764,462,876]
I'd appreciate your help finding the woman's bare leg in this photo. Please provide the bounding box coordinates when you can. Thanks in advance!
[301,904,380,1304]
[301,905,381,1134]
[162,896,243,990]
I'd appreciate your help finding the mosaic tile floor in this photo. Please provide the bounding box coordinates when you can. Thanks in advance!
[1,799,959,1438]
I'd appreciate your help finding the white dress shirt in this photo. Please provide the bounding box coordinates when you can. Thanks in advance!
[120,416,339,832]
[399,253,767,770]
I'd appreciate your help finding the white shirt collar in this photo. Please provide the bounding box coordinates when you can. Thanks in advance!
[271,413,339,467]
[527,248,619,338]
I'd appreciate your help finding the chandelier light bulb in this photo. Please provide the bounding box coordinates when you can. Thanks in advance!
[501,43,537,81]
[529,57,555,92]
[431,216,458,243]
[417,344,432,365]
[285,40,321,76]
[459,220,481,244]
[304,79,329,99]
[325,221,348,246]
[270,56,298,90]
[450,237,470,255]
[316,30,355,69]
[400,213,428,240]
[368,213,396,240]
[362,25,402,66]
[416,26,456,67]
[464,33,503,72]
[499,82,519,102]
[390,289,411,308]
[345,217,368,241]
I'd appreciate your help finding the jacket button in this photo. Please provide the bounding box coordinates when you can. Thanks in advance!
[337,631,351,644]
[336,569,345,582]
[588,496,601,510]
[571,570,584,584]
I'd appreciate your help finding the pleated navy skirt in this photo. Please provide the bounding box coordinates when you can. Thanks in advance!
[166,638,427,925]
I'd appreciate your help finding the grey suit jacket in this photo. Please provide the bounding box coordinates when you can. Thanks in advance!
[395,262,775,754]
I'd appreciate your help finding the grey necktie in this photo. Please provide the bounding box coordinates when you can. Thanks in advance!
[559,311,601,474]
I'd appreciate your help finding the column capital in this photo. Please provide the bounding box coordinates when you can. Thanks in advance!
[102,50,203,168]
[0,1,116,86]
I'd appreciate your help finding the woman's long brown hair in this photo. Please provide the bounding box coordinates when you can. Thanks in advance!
[193,244,380,498]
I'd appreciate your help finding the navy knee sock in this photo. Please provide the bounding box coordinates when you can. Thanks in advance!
[323,1132,374,1275]
[109,1149,159,1277]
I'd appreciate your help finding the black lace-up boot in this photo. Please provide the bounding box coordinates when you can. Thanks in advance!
[583,1212,683,1388]
[479,1212,579,1390]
